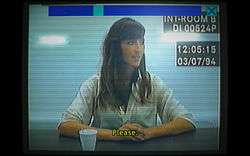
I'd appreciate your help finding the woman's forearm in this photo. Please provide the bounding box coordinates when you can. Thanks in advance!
[57,121,90,138]
[57,118,195,141]
[57,121,121,141]
[145,117,195,139]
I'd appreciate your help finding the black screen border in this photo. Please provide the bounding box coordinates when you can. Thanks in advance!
[22,0,228,155]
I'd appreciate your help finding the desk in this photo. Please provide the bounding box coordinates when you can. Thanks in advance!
[29,128,219,151]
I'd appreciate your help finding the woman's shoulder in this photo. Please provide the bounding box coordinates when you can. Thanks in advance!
[79,74,100,90]
[147,71,171,91]
[88,73,100,81]
[147,71,163,84]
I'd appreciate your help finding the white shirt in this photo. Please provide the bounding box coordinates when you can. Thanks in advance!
[58,72,197,129]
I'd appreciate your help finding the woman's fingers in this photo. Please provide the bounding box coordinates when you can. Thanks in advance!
[133,133,145,141]
[120,123,146,141]
[123,123,142,130]
[131,123,144,128]
[119,123,148,141]
[122,123,144,135]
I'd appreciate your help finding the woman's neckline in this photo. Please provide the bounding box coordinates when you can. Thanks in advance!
[117,62,137,82]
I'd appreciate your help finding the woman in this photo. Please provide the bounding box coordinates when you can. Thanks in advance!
[57,17,196,141]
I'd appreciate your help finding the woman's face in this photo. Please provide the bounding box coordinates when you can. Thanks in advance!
[120,38,145,68]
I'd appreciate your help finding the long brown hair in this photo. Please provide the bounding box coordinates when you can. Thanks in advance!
[98,18,151,110]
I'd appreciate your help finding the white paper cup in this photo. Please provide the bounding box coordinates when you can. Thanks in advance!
[79,129,97,151]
